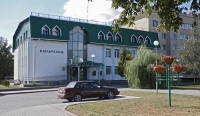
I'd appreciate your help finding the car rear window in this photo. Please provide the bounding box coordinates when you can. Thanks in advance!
[66,82,77,88]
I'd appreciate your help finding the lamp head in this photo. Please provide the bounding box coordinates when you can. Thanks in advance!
[153,41,159,46]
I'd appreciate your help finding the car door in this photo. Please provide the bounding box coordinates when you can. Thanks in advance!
[79,82,92,98]
[89,82,106,97]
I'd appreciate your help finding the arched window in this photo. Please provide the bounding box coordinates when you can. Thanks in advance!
[107,32,114,41]
[145,36,151,44]
[131,35,137,43]
[115,33,122,42]
[138,36,144,44]
[98,31,105,40]
[41,25,50,35]
[52,26,61,36]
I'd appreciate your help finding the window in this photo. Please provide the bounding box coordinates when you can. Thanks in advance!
[26,31,28,39]
[145,37,151,44]
[115,66,118,75]
[161,45,166,50]
[131,35,137,43]
[173,33,177,40]
[182,23,192,30]
[153,20,158,27]
[98,31,105,40]
[92,71,96,76]
[173,44,177,50]
[115,33,122,42]
[52,26,61,36]
[114,49,120,58]
[130,49,136,55]
[106,48,111,57]
[41,25,50,35]
[23,33,25,40]
[180,34,189,40]
[161,33,166,39]
[107,32,113,41]
[138,36,144,44]
[106,66,111,75]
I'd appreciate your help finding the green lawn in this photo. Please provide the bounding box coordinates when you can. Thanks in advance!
[0,85,21,90]
[172,84,200,90]
[67,91,200,116]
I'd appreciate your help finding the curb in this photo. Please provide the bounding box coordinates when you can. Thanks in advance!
[0,86,63,92]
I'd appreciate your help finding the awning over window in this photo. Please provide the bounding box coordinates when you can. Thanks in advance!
[69,61,104,67]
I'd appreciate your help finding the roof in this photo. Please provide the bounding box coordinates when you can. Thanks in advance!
[30,15,159,48]
[13,13,160,51]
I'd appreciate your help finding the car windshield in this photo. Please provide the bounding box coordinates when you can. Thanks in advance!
[66,82,77,88]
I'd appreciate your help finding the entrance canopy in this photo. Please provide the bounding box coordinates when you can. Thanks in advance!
[69,61,104,67]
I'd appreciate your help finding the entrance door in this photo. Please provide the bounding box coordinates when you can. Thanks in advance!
[67,67,87,81]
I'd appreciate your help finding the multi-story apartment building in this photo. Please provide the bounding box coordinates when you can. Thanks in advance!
[130,11,200,56]
[13,12,159,84]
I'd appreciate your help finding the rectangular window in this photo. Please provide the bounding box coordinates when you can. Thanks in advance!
[180,34,189,40]
[182,23,192,30]
[106,48,111,57]
[130,49,136,55]
[173,44,177,50]
[161,33,166,39]
[153,20,158,27]
[115,66,118,75]
[23,33,25,40]
[162,45,166,50]
[114,49,120,58]
[106,66,111,75]
[26,31,28,39]
[173,33,177,40]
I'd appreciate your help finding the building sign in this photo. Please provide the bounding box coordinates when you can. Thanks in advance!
[40,49,64,54]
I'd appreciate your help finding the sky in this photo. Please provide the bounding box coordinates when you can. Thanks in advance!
[0,0,121,46]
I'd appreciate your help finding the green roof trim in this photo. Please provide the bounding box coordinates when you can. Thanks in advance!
[30,16,159,48]
[13,17,29,52]
[13,15,160,52]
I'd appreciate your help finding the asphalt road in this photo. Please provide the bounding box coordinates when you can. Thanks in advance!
[1,88,200,116]
[0,88,137,116]
[0,89,67,115]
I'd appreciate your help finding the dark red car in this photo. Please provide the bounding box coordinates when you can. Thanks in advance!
[57,81,120,102]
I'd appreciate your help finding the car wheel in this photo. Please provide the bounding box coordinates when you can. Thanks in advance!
[107,91,115,99]
[74,94,82,102]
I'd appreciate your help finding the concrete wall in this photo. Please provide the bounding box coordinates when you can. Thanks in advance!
[28,39,67,81]
[14,21,30,82]
[87,44,137,80]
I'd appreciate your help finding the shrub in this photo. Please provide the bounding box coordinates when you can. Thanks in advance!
[125,46,165,89]
[1,80,10,87]
[48,81,52,86]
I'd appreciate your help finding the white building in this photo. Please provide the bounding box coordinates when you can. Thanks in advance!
[13,13,159,84]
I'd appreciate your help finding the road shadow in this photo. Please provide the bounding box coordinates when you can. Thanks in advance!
[62,95,128,103]
[0,89,57,96]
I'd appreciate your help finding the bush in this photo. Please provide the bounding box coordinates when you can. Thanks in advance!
[48,81,52,86]
[1,80,10,87]
[125,46,165,89]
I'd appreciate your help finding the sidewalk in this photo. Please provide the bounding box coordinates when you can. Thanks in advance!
[119,88,200,96]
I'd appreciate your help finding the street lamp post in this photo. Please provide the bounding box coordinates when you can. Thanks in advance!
[153,40,159,94]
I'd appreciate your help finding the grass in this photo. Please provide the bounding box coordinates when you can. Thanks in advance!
[172,84,200,90]
[0,85,21,90]
[66,91,200,116]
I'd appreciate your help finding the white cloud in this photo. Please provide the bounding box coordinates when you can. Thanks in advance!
[63,0,121,23]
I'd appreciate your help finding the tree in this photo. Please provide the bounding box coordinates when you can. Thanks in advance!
[111,0,200,32]
[90,0,200,32]
[178,39,200,77]
[125,46,156,88]
[0,37,14,80]
[118,47,133,77]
